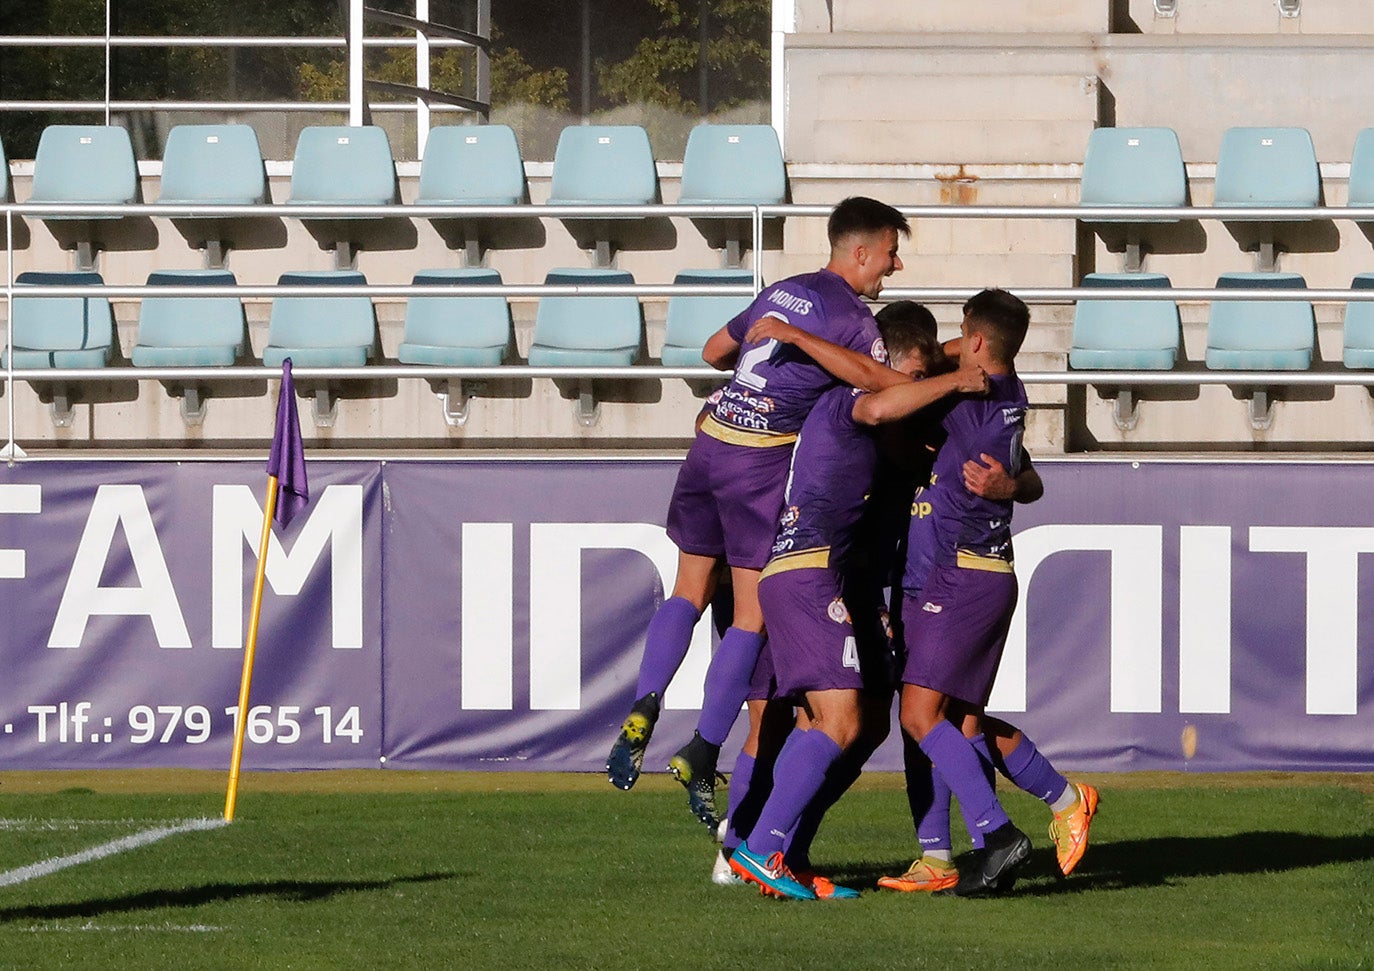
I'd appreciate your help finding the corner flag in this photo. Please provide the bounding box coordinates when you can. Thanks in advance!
[267,358,309,527]
[225,359,309,822]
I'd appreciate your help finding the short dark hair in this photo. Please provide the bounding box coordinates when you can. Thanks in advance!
[875,300,941,369]
[963,288,1029,364]
[827,196,910,247]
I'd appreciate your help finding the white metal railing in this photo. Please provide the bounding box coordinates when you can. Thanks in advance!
[6,199,1374,450]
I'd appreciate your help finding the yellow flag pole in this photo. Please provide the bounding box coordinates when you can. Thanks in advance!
[224,474,280,823]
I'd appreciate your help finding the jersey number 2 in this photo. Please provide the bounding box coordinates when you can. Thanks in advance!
[736,338,778,391]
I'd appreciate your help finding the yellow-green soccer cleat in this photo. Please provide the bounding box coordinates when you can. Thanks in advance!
[667,732,723,832]
[1049,782,1100,876]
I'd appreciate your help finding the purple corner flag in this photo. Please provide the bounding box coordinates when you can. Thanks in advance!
[267,359,308,527]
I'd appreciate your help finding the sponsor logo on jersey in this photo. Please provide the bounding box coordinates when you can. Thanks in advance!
[1003,406,1025,425]
[922,601,943,614]
[827,597,851,624]
[767,289,814,316]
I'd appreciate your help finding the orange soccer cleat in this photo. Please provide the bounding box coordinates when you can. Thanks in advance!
[1049,782,1100,876]
[876,856,960,893]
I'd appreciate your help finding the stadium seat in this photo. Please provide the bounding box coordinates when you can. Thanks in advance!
[287,126,398,268]
[1346,129,1374,208]
[156,125,268,267]
[399,268,512,424]
[416,125,529,263]
[28,125,140,269]
[1079,127,1186,271]
[678,125,786,262]
[547,126,658,264]
[4,271,114,426]
[1341,274,1374,368]
[529,268,643,424]
[1206,272,1315,428]
[1068,272,1181,430]
[661,269,754,367]
[262,270,376,425]
[1214,127,1319,271]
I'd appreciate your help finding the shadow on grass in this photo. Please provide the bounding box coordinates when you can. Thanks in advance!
[0,872,458,924]
[846,831,1374,894]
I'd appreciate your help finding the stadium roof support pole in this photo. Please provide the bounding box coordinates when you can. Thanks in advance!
[476,0,491,118]
[349,0,364,126]
[415,0,430,157]
[770,0,794,152]
[103,0,112,125]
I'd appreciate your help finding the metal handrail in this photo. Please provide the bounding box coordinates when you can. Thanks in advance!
[0,35,477,48]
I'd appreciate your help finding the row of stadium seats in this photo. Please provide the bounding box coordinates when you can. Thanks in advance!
[1,122,787,268]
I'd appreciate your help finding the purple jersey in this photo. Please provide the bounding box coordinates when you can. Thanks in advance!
[708,269,888,439]
[903,373,1028,594]
[763,384,877,575]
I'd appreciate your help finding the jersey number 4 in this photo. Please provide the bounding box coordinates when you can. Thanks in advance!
[736,338,778,391]
[842,636,861,673]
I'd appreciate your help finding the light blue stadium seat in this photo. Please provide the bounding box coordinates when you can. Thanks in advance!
[417,125,525,205]
[662,269,753,367]
[678,125,785,206]
[1079,127,1186,218]
[1213,128,1319,211]
[528,269,641,366]
[1069,273,1180,370]
[547,126,656,205]
[132,270,245,367]
[262,271,376,368]
[156,125,266,205]
[1347,129,1374,209]
[28,125,138,216]
[3,272,113,368]
[398,268,511,367]
[287,126,397,207]
[1205,272,1314,370]
[1341,274,1374,368]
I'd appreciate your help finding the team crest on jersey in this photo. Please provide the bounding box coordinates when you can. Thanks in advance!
[870,337,889,363]
[780,505,800,528]
[827,597,850,624]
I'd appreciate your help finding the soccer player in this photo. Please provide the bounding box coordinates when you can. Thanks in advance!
[606,197,916,832]
[896,287,1044,897]
[725,306,988,899]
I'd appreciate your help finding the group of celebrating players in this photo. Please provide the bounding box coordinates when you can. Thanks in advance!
[604,196,1099,900]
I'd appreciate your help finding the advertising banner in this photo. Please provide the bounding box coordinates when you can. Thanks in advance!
[0,458,1369,773]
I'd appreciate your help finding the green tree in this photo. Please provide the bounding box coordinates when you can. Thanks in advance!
[596,0,768,112]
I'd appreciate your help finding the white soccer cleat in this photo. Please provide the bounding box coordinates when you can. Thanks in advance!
[712,848,743,886]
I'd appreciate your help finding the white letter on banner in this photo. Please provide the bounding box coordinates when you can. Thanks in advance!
[1248,526,1372,716]
[991,525,1163,714]
[528,523,711,711]
[49,485,192,649]
[461,523,514,710]
[1179,526,1232,714]
[211,484,364,650]
[0,484,41,578]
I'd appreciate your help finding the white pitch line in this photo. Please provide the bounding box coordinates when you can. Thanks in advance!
[0,817,228,888]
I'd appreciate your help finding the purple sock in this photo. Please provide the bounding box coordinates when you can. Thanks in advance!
[963,733,998,849]
[904,735,952,853]
[785,756,862,869]
[634,596,701,698]
[746,729,842,858]
[1001,734,1070,806]
[919,721,1010,837]
[695,628,766,746]
[722,751,756,852]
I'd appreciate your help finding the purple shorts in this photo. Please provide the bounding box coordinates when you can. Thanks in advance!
[758,567,894,699]
[665,431,795,571]
[900,564,1018,707]
[746,638,776,702]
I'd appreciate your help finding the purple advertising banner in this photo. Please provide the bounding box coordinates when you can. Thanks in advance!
[0,457,1370,774]
[0,461,383,769]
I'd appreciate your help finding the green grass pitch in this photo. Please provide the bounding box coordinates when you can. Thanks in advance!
[0,771,1369,970]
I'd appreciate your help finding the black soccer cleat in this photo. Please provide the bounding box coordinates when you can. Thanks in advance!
[952,823,1032,898]
[667,732,724,833]
[606,692,661,790]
